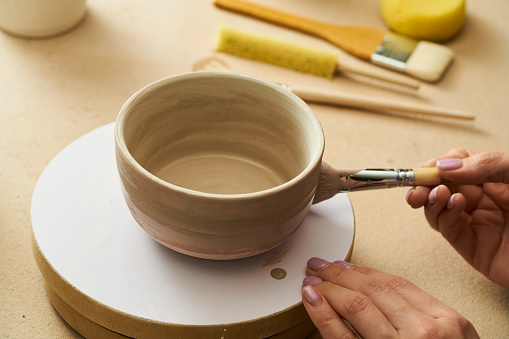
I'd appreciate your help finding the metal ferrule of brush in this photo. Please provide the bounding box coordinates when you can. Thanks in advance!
[371,33,418,72]
[340,169,416,192]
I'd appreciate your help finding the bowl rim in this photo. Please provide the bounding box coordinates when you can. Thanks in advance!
[114,72,325,201]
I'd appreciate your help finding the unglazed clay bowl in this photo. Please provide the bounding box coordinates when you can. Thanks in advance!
[114,72,324,260]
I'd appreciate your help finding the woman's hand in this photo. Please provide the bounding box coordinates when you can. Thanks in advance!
[406,148,509,289]
[302,258,479,338]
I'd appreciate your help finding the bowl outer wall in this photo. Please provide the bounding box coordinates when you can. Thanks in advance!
[114,72,325,259]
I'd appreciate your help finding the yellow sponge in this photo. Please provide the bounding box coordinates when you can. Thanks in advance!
[380,0,466,42]
[215,25,340,78]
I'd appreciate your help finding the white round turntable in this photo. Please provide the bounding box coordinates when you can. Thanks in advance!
[31,123,355,338]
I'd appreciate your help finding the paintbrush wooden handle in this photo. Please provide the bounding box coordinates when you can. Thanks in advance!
[332,167,448,192]
[214,0,420,89]
[336,167,447,188]
[288,85,475,120]
[214,0,387,60]
[215,0,331,38]
[413,167,449,186]
[338,63,420,89]
[313,164,449,203]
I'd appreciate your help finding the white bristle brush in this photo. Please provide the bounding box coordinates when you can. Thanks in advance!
[216,25,420,89]
[214,0,454,82]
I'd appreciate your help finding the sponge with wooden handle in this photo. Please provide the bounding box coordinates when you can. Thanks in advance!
[215,25,420,88]
[215,25,339,78]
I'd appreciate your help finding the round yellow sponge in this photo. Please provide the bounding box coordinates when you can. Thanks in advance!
[380,0,466,42]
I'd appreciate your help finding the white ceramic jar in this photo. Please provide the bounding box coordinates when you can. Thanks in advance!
[0,0,86,38]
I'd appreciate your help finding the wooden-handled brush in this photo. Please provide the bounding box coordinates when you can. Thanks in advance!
[216,25,420,89]
[313,164,448,204]
[214,0,454,82]
[193,57,475,120]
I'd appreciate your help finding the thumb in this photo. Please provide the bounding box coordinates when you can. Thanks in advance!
[436,151,509,184]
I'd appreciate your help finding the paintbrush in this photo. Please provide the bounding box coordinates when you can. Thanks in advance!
[216,25,420,89]
[193,57,475,120]
[313,163,448,204]
[214,0,454,82]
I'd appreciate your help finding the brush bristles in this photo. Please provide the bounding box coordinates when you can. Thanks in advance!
[215,25,339,78]
[370,33,454,82]
[405,41,454,82]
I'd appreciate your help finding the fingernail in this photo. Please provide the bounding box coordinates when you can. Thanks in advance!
[428,186,438,204]
[303,276,323,286]
[437,158,463,171]
[307,257,330,271]
[447,194,455,209]
[333,260,356,269]
[302,285,322,306]
[406,188,414,204]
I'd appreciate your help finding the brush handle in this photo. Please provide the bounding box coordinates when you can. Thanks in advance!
[286,84,475,120]
[338,63,420,89]
[313,164,449,203]
[214,0,421,88]
[215,0,336,40]
[336,167,448,192]
[214,0,387,60]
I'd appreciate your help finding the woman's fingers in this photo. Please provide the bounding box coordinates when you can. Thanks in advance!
[302,281,397,338]
[302,279,358,339]
[437,151,509,184]
[423,148,473,168]
[422,185,479,263]
[435,193,468,241]
[350,265,460,318]
[406,185,431,209]
[302,278,396,338]
[304,259,480,338]
[306,258,427,332]
[423,148,509,184]
[424,185,452,230]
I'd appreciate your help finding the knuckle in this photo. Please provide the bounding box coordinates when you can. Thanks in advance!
[334,327,359,339]
[474,151,507,182]
[360,280,387,297]
[339,332,359,339]
[386,276,413,292]
[414,321,441,338]
[413,313,475,339]
[476,151,501,166]
[313,311,337,327]
[343,293,370,315]
[312,313,358,339]
[445,313,476,334]
[329,266,348,282]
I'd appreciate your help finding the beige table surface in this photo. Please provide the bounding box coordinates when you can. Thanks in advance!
[1,0,508,338]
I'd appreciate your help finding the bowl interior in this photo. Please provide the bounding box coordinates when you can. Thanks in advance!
[118,73,323,195]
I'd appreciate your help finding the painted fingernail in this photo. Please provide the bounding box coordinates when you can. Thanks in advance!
[437,158,463,171]
[406,188,414,204]
[428,186,439,204]
[307,257,330,271]
[302,285,322,306]
[447,194,455,209]
[303,276,323,286]
[333,260,356,269]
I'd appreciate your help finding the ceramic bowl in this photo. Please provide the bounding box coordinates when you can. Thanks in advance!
[114,72,324,260]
